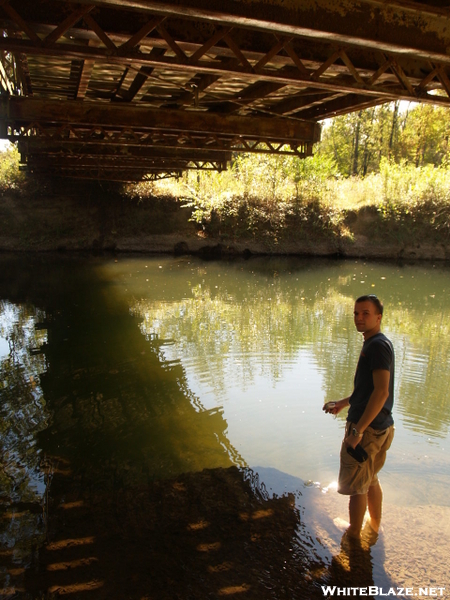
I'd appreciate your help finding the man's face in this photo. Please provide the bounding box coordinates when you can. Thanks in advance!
[353,300,382,337]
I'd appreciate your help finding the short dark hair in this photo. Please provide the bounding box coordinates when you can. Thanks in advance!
[355,294,383,316]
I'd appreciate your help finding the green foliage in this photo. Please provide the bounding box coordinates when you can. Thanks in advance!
[158,153,344,243]
[377,158,450,239]
[0,144,25,191]
[3,102,450,246]
[399,104,450,166]
[129,148,450,246]
[319,102,450,175]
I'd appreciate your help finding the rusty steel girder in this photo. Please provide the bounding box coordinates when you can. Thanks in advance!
[1,0,450,181]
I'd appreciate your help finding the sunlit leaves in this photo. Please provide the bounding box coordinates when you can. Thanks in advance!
[0,144,24,191]
[319,102,450,175]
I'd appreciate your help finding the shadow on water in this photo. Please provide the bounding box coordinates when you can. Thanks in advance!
[0,255,395,599]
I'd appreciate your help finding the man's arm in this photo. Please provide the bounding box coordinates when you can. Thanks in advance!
[345,369,390,449]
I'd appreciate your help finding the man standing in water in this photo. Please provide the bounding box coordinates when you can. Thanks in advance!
[324,295,395,539]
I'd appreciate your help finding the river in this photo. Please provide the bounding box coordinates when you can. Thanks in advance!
[0,254,449,599]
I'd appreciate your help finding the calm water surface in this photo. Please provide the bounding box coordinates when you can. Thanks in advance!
[1,254,449,598]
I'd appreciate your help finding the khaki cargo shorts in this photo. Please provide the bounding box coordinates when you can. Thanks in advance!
[338,423,395,496]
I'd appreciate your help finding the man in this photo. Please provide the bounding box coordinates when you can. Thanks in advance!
[324,295,395,539]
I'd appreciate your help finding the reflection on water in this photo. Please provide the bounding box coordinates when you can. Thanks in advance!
[121,256,450,503]
[0,301,49,583]
[0,254,449,598]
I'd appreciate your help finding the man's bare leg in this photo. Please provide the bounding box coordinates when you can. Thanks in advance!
[347,493,367,538]
[367,481,383,533]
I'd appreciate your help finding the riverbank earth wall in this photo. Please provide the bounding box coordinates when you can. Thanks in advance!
[1,182,449,261]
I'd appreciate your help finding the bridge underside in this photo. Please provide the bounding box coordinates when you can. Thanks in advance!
[1,0,450,182]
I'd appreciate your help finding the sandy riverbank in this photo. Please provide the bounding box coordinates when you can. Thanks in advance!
[308,490,450,597]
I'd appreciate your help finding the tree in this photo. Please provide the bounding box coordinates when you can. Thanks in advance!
[318,102,450,174]
[397,104,450,166]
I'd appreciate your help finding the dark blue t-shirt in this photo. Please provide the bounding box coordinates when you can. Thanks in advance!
[347,332,395,430]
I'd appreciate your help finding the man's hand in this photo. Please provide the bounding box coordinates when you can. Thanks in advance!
[344,433,361,449]
[323,397,349,415]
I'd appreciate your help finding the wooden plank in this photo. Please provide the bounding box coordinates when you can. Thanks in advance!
[0,37,433,105]
[76,58,95,99]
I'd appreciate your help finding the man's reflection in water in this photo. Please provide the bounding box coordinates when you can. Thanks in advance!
[325,523,384,596]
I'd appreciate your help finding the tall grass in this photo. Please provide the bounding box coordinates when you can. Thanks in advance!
[2,143,450,243]
[130,153,450,242]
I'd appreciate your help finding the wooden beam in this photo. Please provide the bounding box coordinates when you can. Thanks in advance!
[0,0,41,44]
[50,0,450,64]
[43,5,95,47]
[25,161,225,177]
[18,139,232,162]
[207,80,287,114]
[11,53,32,95]
[8,15,443,86]
[119,15,165,52]
[119,48,166,102]
[0,97,322,142]
[2,0,445,109]
[1,35,446,107]
[0,55,14,94]
[30,169,183,182]
[270,90,339,116]
[25,155,194,168]
[0,37,415,106]
[298,94,386,120]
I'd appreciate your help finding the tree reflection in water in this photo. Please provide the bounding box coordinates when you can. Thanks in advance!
[0,257,333,599]
[0,301,49,595]
[2,254,448,597]
[129,257,450,437]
